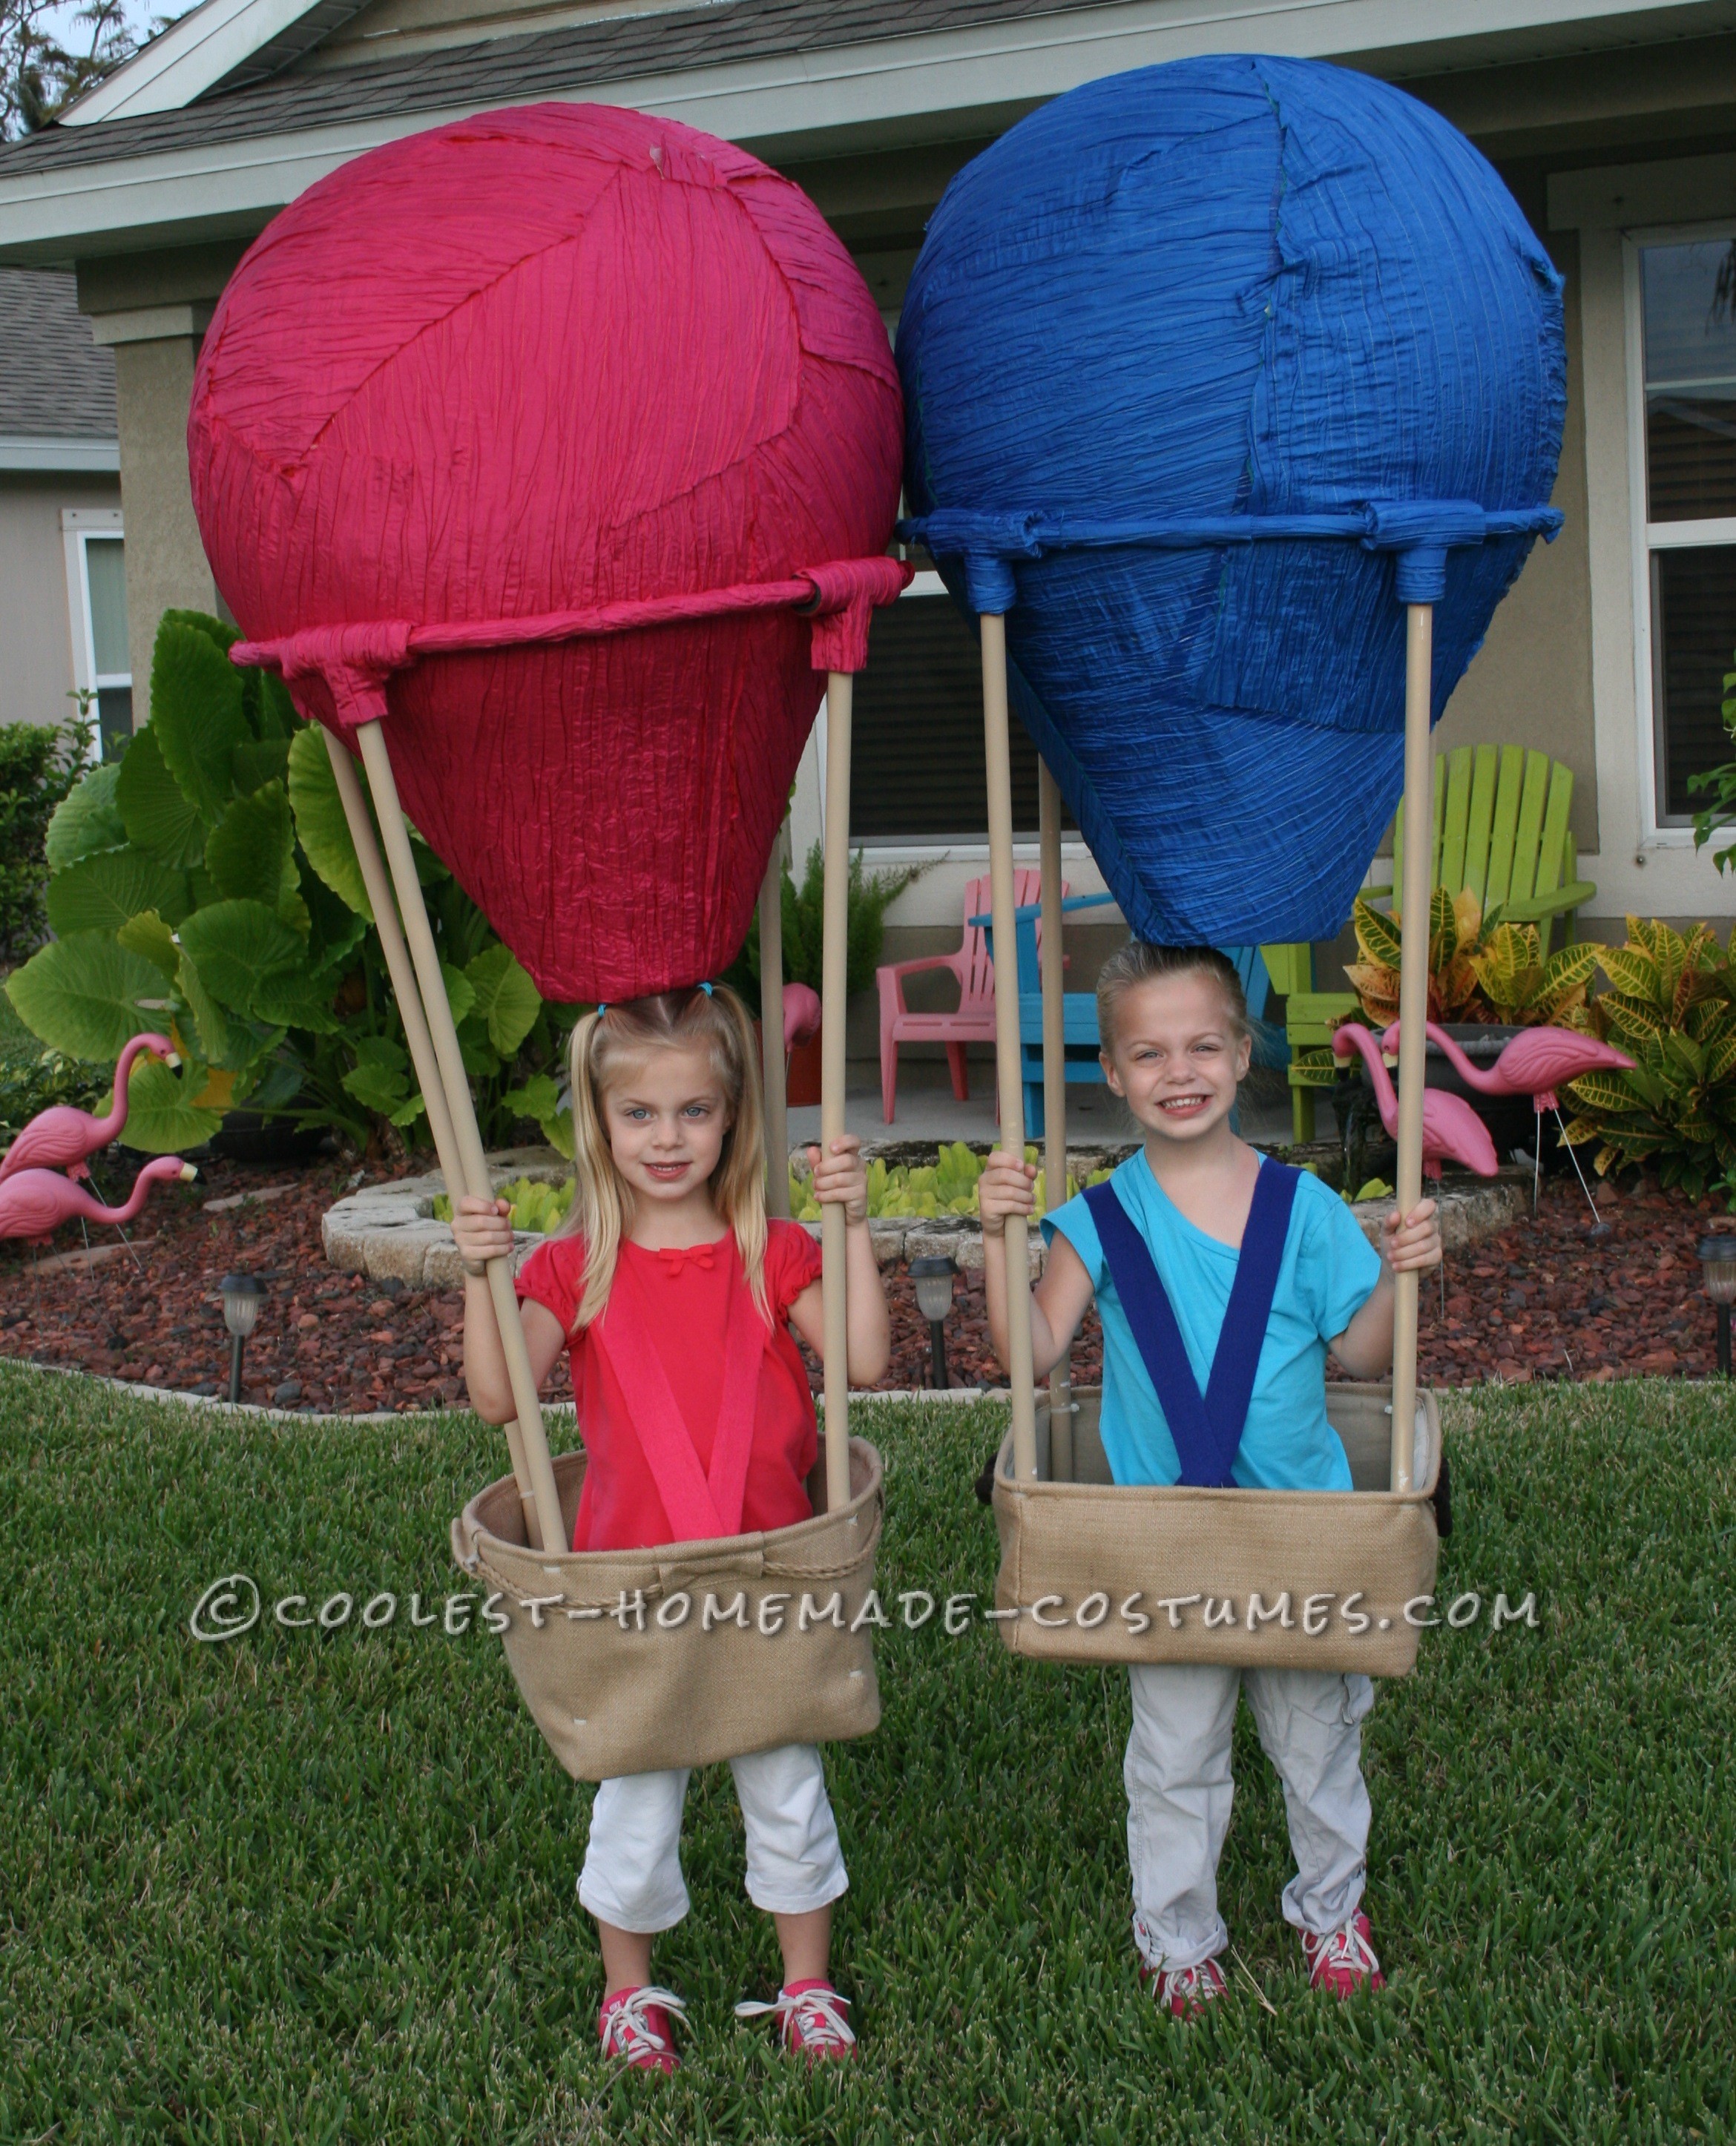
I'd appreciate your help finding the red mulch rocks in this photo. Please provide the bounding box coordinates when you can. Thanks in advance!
[0,1154,492,1416]
[1410,1169,1729,1386]
[0,1150,1727,1410]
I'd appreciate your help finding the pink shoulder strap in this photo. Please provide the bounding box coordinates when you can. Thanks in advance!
[588,1245,769,1541]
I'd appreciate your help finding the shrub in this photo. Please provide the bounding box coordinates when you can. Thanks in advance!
[731,842,928,998]
[787,1142,1108,1222]
[0,702,95,965]
[1562,918,1736,1196]
[1344,889,1597,1029]
[4,613,572,1156]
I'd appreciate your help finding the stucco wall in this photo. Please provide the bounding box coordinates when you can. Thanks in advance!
[0,471,122,731]
[110,335,220,721]
[1427,233,1597,855]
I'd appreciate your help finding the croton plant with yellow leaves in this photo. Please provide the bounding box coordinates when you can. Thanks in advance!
[1343,890,1599,1030]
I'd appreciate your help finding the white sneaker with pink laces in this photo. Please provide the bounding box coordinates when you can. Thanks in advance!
[1301,1912,1385,1996]
[734,1978,856,2061]
[598,1984,686,2073]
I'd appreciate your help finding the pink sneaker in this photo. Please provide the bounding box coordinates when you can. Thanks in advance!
[734,1978,856,2061]
[599,1984,686,2073]
[1301,1913,1385,1996]
[1140,1955,1228,2020]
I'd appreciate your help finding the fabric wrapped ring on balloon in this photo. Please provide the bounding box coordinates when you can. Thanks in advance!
[190,102,909,1775]
[895,55,1565,1673]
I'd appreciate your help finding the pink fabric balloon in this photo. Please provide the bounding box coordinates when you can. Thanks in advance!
[188,104,904,1001]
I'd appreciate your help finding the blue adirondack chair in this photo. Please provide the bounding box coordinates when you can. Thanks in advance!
[974,903,1290,1136]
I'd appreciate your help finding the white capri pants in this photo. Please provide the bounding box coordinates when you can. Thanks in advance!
[579,1742,848,1932]
[1126,1662,1375,1974]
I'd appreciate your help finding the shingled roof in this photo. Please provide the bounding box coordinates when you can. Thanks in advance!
[0,269,117,437]
[0,0,1108,178]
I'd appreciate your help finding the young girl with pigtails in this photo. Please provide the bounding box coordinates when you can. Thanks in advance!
[453,982,888,2073]
[979,942,1443,2019]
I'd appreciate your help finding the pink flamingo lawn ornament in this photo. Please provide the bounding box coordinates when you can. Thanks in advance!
[1333,1022,1498,1319]
[0,1158,197,1248]
[782,982,822,1054]
[1332,1025,1500,1180]
[1381,1020,1635,1222]
[0,1033,179,1185]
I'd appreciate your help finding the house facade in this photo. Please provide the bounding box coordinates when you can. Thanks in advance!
[0,269,128,758]
[1,0,1735,996]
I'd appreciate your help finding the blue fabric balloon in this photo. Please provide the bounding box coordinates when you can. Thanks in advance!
[898,56,1566,947]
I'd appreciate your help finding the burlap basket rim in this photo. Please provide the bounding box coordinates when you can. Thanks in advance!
[454,1436,883,1600]
[994,1383,1441,1504]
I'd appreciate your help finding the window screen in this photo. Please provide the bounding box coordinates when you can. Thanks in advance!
[849,591,1074,841]
[1640,240,1736,822]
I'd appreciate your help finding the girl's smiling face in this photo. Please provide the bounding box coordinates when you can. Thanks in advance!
[602,1041,731,1204]
[1100,970,1252,1145]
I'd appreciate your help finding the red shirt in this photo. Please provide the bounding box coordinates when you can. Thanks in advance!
[516,1220,823,1553]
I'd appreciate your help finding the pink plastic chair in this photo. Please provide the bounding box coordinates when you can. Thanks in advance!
[878,869,1049,1122]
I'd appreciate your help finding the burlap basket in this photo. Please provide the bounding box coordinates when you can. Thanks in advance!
[453,1437,884,1780]
[991,1383,1441,1676]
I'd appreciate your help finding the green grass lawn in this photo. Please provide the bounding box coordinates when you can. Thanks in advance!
[2,1366,1732,2144]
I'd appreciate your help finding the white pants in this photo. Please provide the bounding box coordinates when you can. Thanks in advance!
[578,1742,848,1933]
[1126,1663,1375,1974]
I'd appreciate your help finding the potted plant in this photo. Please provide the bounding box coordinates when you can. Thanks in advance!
[729,842,927,1105]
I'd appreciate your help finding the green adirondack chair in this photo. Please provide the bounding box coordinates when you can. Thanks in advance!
[1273,746,1596,1142]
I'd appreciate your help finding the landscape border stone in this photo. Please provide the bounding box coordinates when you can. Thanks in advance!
[321,1142,1533,1287]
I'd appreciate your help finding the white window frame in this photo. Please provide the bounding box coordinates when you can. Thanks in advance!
[1623,220,1736,845]
[61,507,128,762]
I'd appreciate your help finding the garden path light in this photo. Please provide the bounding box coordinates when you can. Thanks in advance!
[1696,1235,1736,1376]
[908,1255,957,1389]
[219,1274,263,1404]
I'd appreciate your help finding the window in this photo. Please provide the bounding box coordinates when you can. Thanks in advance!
[849,572,1074,841]
[62,508,131,762]
[1634,236,1736,826]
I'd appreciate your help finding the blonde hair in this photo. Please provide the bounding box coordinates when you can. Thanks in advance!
[1096,941,1251,1055]
[558,983,770,1332]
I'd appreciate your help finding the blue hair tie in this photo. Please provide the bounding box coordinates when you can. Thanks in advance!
[698,981,714,997]
[594,1002,608,1017]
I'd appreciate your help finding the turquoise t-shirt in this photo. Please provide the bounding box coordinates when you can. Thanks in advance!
[1042,1153,1382,1491]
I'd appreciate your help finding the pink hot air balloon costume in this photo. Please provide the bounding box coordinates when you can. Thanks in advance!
[187,104,907,1787]
[192,105,907,1006]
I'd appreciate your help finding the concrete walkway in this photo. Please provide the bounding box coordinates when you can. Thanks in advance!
[784,1056,1326,1153]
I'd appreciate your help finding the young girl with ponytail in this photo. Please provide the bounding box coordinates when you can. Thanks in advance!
[453,982,888,2073]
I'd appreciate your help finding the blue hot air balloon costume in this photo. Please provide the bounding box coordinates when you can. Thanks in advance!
[895,55,1567,1993]
[898,53,1565,949]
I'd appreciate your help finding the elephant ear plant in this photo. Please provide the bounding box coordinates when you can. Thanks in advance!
[6,611,571,1155]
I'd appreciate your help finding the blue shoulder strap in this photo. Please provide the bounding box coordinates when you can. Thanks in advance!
[1082,1160,1301,1487]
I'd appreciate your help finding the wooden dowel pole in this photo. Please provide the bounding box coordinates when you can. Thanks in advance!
[1391,603,1434,1493]
[760,820,790,1222]
[982,614,1039,1481]
[819,676,855,1513]
[1037,756,1072,1481]
[321,728,540,1541]
[352,719,566,1555]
